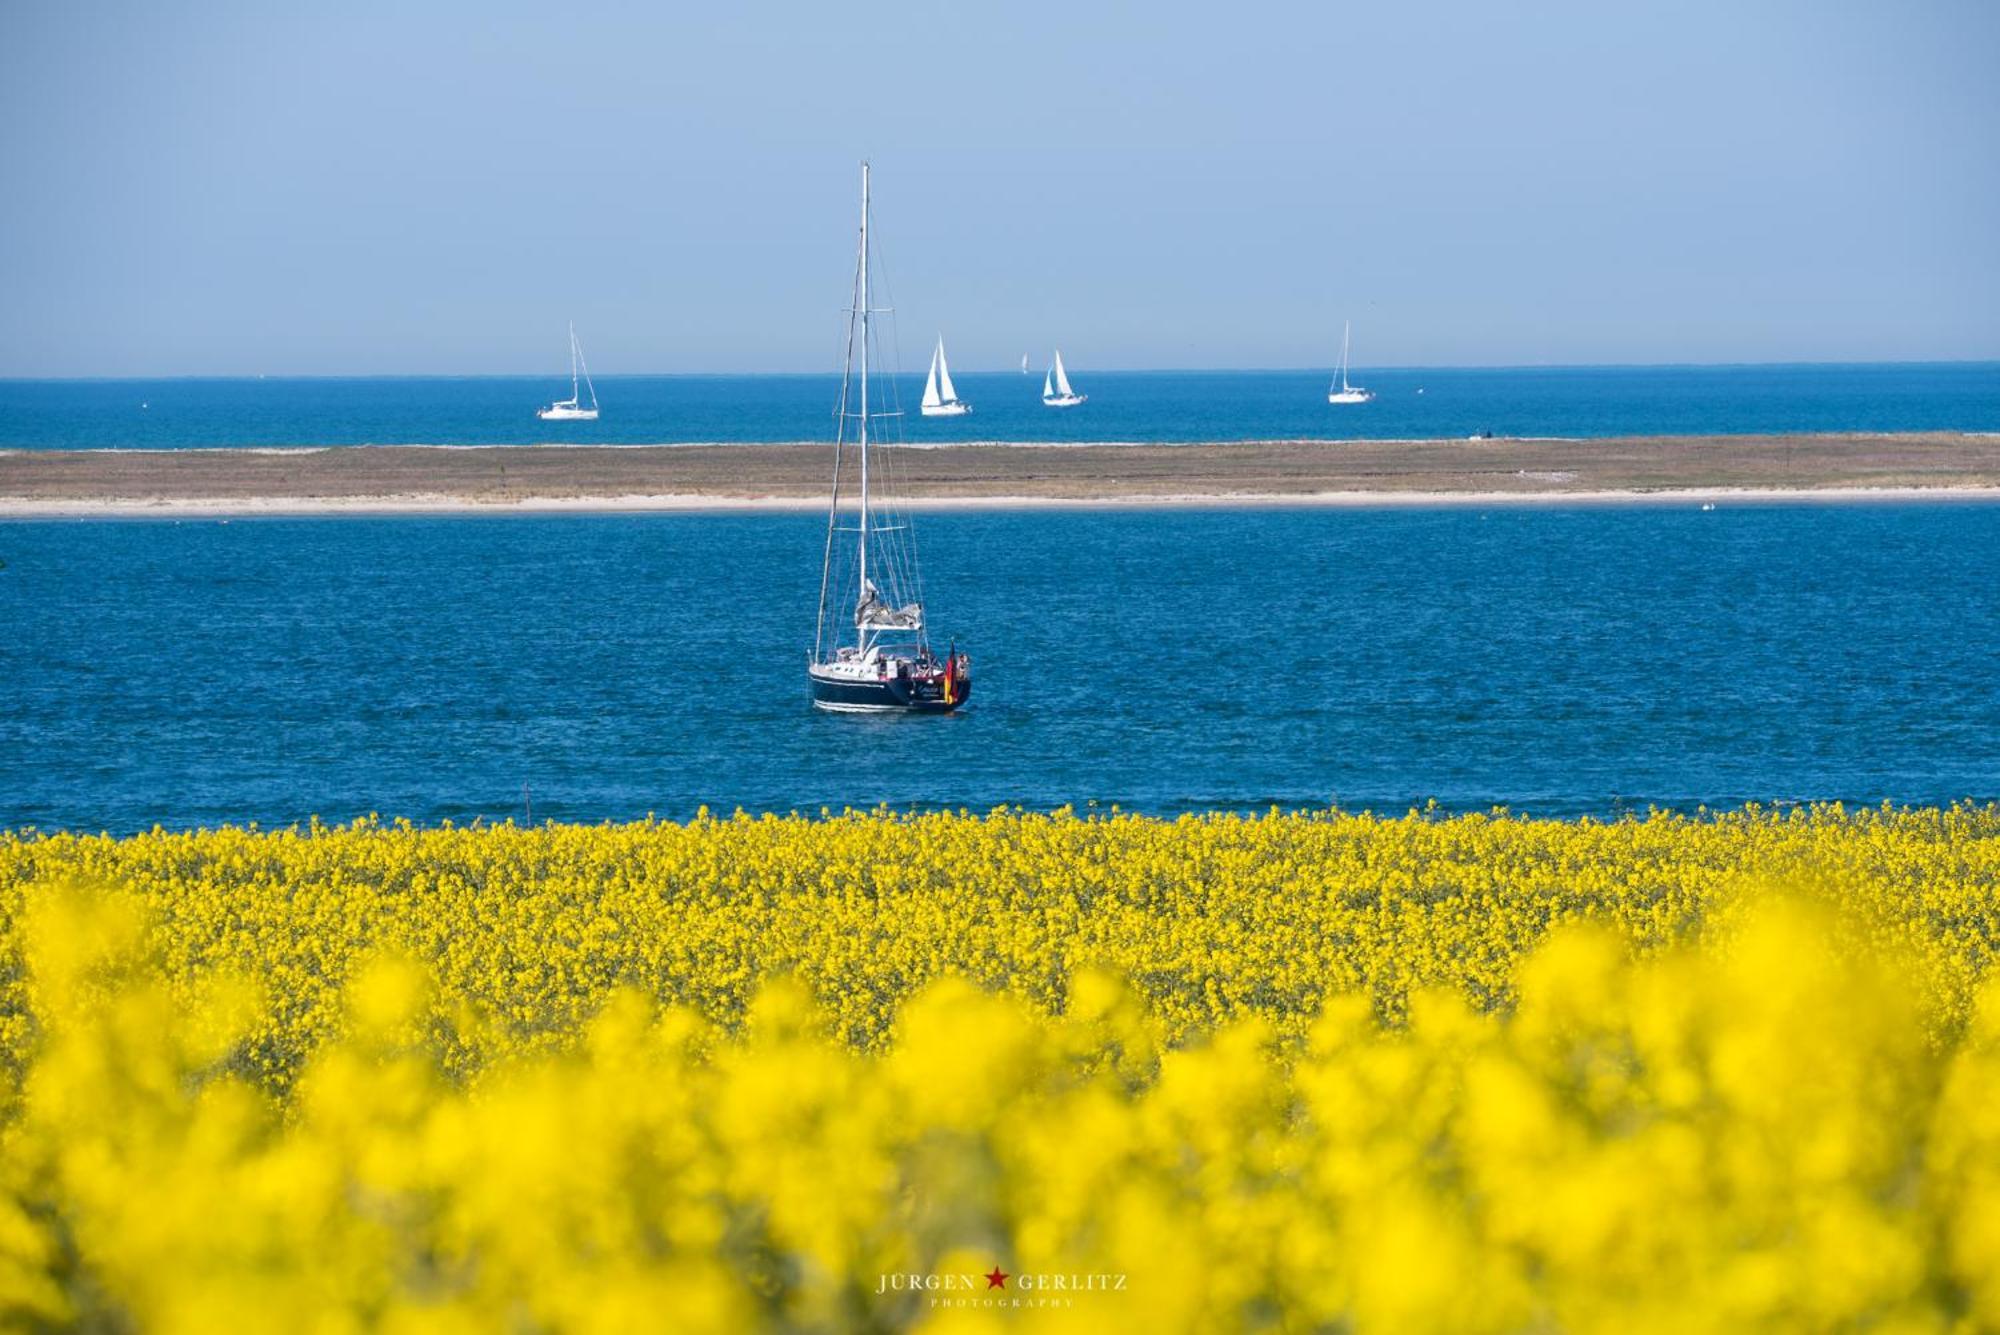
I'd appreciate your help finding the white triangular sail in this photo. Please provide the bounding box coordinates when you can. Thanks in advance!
[1052,351,1074,398]
[935,339,959,403]
[920,334,969,415]
[1043,367,1054,398]
[922,343,943,408]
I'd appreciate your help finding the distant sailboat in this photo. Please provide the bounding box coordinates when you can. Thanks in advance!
[1042,350,1086,407]
[921,336,972,416]
[1327,321,1374,405]
[1019,354,1030,374]
[538,323,599,421]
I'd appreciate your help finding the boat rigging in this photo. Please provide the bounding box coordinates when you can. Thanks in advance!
[807,163,972,714]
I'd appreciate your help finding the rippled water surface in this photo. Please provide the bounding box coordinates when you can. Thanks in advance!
[3,505,1998,830]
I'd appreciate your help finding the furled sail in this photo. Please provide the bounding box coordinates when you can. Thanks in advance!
[855,580,924,630]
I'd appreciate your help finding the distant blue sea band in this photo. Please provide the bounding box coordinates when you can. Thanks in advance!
[0,363,1995,451]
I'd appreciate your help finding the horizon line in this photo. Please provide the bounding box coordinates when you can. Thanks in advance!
[4,357,1999,384]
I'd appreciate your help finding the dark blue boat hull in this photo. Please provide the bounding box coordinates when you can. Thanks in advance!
[808,671,971,713]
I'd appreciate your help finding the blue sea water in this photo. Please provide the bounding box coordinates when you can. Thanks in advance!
[1,363,1997,450]
[2,505,1997,831]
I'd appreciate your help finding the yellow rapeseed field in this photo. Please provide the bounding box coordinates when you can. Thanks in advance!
[3,805,2000,1330]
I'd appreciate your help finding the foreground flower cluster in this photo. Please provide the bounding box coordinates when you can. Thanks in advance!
[1,806,1998,1329]
[6,804,2000,1082]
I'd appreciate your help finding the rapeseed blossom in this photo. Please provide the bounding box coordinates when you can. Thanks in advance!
[1,805,1998,1329]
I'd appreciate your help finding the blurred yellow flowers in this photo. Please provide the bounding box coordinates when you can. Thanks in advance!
[1,804,1998,1330]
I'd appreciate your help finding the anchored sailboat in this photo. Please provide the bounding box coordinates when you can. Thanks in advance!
[1327,321,1374,405]
[807,163,973,715]
[537,323,600,421]
[920,336,971,416]
[1042,350,1086,407]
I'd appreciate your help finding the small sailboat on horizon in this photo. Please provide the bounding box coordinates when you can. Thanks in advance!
[537,323,600,421]
[920,336,972,416]
[1042,350,1086,407]
[1327,320,1373,405]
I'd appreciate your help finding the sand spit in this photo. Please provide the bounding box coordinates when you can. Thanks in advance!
[4,433,2000,516]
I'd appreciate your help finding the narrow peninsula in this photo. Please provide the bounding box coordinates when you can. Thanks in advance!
[3,432,1997,514]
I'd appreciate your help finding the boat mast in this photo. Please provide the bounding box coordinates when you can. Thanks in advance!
[1340,320,1351,392]
[857,162,871,638]
[574,325,597,411]
[569,322,580,403]
[813,166,868,663]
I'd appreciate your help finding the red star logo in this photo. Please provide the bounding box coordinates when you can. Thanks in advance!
[985,1266,1009,1290]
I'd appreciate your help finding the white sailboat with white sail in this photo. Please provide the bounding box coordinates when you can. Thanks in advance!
[807,164,972,715]
[538,323,600,421]
[1327,321,1374,404]
[1042,350,1086,407]
[920,336,972,416]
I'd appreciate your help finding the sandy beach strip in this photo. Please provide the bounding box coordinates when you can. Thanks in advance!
[3,433,1999,516]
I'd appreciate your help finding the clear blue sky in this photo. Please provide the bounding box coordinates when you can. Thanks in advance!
[2,1,1995,375]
